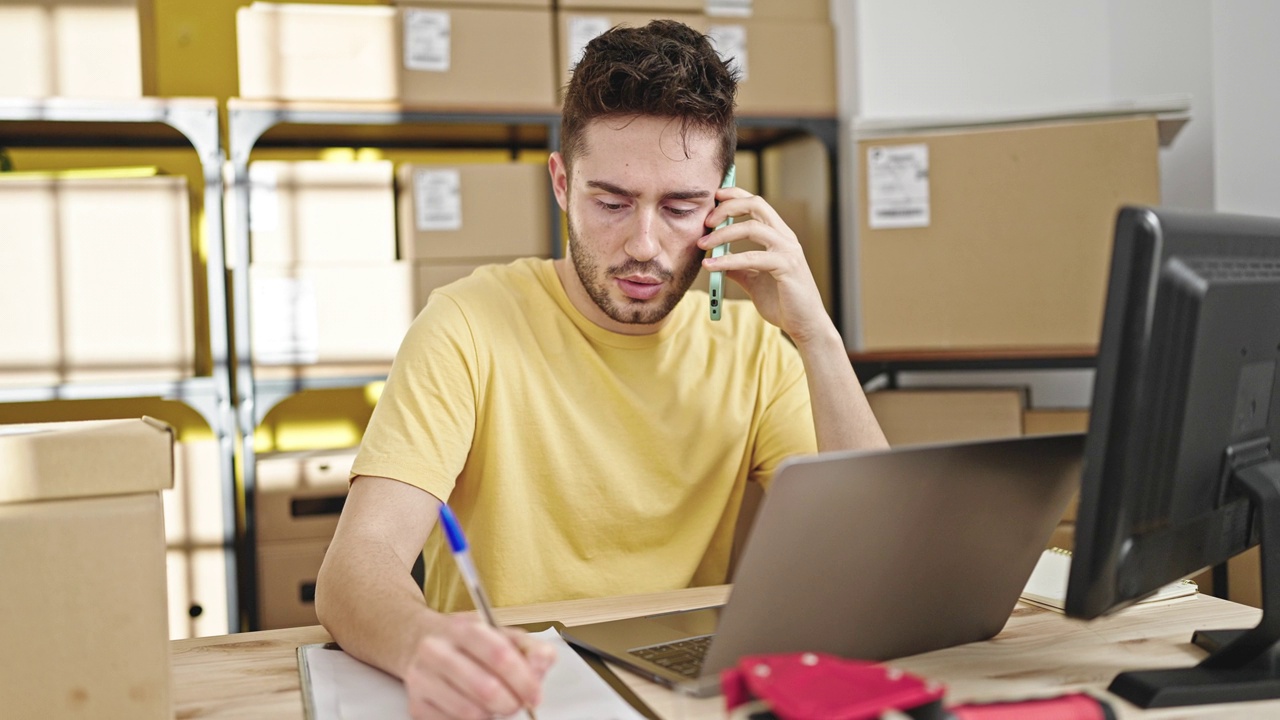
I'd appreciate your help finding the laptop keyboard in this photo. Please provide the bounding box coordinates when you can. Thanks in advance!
[628,635,713,678]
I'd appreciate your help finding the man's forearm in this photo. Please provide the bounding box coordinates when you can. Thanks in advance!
[793,324,889,453]
[315,534,443,679]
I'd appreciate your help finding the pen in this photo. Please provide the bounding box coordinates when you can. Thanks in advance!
[438,503,539,720]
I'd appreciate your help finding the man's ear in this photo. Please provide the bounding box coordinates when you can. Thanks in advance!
[548,152,570,212]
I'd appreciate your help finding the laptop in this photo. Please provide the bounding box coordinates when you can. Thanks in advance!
[560,433,1083,697]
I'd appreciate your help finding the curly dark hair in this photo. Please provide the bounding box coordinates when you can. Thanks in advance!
[561,20,739,175]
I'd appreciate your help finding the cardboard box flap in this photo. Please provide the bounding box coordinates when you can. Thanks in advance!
[0,417,174,504]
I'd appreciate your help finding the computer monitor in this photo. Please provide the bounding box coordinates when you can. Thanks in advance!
[1066,206,1280,708]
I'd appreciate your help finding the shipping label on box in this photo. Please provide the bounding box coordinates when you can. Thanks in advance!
[403,7,451,72]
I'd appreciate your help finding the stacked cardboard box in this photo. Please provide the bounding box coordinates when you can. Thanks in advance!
[397,162,553,302]
[256,448,357,629]
[865,388,1027,448]
[0,418,173,719]
[0,0,154,98]
[855,115,1162,351]
[246,160,416,375]
[162,440,231,639]
[0,170,194,385]
[237,1,557,111]
[555,1,834,115]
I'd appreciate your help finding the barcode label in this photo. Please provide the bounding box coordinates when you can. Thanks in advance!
[867,144,930,229]
[404,9,451,73]
[706,0,752,17]
[252,276,320,365]
[568,16,612,71]
[414,169,463,232]
[708,25,749,81]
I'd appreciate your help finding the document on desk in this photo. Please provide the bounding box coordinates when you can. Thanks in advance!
[298,628,647,720]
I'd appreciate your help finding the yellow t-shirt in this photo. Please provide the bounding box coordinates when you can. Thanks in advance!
[352,258,817,612]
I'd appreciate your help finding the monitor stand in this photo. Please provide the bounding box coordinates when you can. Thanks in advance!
[1109,460,1280,708]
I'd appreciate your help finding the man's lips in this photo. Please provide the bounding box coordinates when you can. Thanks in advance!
[615,275,664,300]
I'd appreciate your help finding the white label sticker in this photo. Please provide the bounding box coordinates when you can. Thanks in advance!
[414,169,463,232]
[708,25,749,81]
[867,144,931,229]
[403,9,451,73]
[567,16,612,71]
[706,0,753,18]
[248,163,279,234]
[252,275,320,365]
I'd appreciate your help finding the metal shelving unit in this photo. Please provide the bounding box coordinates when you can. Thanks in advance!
[0,96,240,630]
[226,99,842,629]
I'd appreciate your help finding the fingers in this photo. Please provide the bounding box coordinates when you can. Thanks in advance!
[505,627,558,677]
[403,617,548,720]
[705,187,788,235]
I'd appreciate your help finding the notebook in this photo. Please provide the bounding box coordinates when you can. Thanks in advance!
[561,434,1084,697]
[1020,547,1199,612]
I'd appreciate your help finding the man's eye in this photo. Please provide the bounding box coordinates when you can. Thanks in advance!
[666,206,697,217]
[595,200,626,212]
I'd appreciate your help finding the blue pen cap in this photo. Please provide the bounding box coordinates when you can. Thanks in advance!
[438,503,468,553]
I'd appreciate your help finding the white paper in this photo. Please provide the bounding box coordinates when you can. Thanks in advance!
[706,0,753,18]
[414,168,463,232]
[251,275,319,365]
[248,163,280,234]
[707,25,749,81]
[403,9,451,73]
[301,629,646,720]
[867,143,931,229]
[567,16,612,71]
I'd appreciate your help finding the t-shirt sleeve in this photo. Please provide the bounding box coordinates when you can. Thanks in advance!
[350,291,480,503]
[750,337,818,490]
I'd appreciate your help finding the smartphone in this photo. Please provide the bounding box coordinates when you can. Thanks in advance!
[708,164,736,321]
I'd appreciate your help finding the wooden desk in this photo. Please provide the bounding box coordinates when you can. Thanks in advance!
[172,586,1278,719]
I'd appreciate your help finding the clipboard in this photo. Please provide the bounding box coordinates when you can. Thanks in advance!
[297,621,659,720]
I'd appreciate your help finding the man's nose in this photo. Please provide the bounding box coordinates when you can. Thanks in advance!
[624,208,661,262]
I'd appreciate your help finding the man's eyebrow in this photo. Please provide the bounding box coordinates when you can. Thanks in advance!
[585,180,711,202]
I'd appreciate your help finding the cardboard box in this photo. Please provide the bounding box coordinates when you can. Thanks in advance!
[259,537,330,630]
[166,546,231,640]
[558,11,702,87]
[0,173,194,385]
[560,0,826,20]
[397,0,548,6]
[398,4,557,111]
[1023,409,1090,437]
[249,262,417,371]
[707,0,828,21]
[249,161,396,265]
[256,448,356,543]
[856,116,1161,351]
[0,0,151,98]
[397,163,551,261]
[163,440,227,547]
[0,418,173,720]
[557,12,835,116]
[237,2,398,102]
[416,262,486,305]
[866,388,1025,448]
[559,0,702,11]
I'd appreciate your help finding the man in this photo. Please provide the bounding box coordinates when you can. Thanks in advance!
[316,19,886,720]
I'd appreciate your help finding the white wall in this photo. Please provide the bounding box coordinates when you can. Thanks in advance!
[1108,0,1215,210]
[854,0,1111,118]
[1212,0,1280,217]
